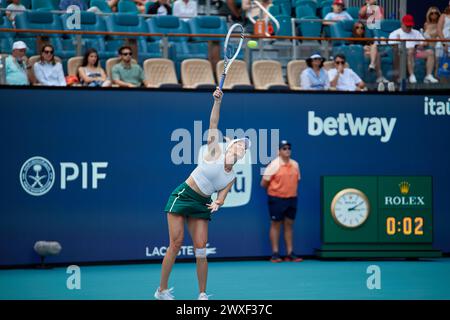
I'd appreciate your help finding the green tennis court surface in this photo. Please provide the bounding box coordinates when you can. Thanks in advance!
[1,259,450,300]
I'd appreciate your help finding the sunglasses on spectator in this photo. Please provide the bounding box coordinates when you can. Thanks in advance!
[121,52,132,56]
[43,50,53,54]
[281,147,291,150]
[335,60,345,64]
[430,12,439,15]
[356,26,365,30]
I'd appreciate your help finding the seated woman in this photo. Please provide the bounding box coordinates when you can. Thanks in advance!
[300,53,330,90]
[352,21,387,83]
[78,48,111,87]
[33,44,66,86]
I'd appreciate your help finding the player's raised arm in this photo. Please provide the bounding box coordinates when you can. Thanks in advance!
[207,88,223,156]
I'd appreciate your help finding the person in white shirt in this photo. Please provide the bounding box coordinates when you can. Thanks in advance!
[323,0,353,25]
[33,44,66,86]
[328,54,366,91]
[389,14,439,84]
[173,0,197,20]
[6,0,26,27]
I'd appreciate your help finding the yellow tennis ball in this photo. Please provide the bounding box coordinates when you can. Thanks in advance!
[247,40,258,49]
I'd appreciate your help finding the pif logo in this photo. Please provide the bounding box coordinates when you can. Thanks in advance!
[20,156,108,196]
[197,143,252,207]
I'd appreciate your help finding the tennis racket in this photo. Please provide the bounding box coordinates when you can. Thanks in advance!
[218,23,245,91]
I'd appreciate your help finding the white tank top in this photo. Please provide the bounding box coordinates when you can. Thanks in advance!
[191,153,235,196]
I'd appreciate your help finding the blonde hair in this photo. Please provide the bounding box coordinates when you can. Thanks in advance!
[425,6,441,24]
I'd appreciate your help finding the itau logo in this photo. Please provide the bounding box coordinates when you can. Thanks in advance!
[20,156,55,196]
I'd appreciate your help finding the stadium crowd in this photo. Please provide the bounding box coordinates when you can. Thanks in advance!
[1,0,449,90]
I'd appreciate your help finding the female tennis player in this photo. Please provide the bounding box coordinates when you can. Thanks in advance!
[154,88,250,300]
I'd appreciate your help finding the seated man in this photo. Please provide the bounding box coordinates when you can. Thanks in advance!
[147,0,172,15]
[111,46,148,88]
[389,14,439,84]
[5,41,33,86]
[328,54,366,91]
[323,0,353,25]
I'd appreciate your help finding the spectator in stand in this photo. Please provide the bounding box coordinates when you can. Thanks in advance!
[5,41,32,85]
[424,7,442,77]
[300,53,330,90]
[437,2,450,55]
[389,14,439,84]
[323,0,353,26]
[359,0,384,28]
[173,0,198,20]
[111,46,148,87]
[328,54,366,91]
[147,0,172,15]
[227,0,252,23]
[78,48,111,87]
[352,21,388,83]
[33,44,66,86]
[59,0,88,10]
[5,0,26,28]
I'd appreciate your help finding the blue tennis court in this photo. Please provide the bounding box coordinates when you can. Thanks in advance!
[1,259,449,300]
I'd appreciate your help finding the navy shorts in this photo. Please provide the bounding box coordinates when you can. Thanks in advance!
[268,196,298,221]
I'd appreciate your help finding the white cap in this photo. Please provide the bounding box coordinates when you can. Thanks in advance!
[309,53,323,59]
[12,41,27,50]
[225,137,251,153]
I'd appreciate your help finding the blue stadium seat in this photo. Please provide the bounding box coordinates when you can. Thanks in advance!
[0,15,14,53]
[347,6,360,19]
[14,11,63,55]
[104,13,161,62]
[117,0,139,14]
[298,15,322,38]
[273,15,292,36]
[295,5,316,18]
[90,0,113,13]
[60,11,110,59]
[320,1,333,18]
[268,5,281,16]
[330,20,355,46]
[147,16,208,78]
[31,0,55,11]
[372,19,400,39]
[188,16,228,42]
[294,0,317,11]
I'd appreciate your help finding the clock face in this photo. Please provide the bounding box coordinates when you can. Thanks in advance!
[331,188,370,228]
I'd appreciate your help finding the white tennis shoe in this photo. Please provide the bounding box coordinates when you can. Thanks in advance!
[198,292,212,300]
[154,287,175,300]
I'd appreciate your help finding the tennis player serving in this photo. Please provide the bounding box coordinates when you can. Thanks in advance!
[155,88,251,300]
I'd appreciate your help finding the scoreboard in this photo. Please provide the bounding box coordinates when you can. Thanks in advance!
[317,176,442,258]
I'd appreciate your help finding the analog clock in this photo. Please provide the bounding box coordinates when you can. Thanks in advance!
[331,188,370,228]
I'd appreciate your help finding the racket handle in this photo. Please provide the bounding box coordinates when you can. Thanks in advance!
[219,73,226,91]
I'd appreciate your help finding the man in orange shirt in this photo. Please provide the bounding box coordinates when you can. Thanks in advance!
[261,140,303,263]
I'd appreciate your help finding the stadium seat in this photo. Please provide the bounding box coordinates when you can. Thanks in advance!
[104,13,161,63]
[372,19,400,40]
[14,11,64,55]
[298,15,322,38]
[67,56,83,76]
[60,12,110,60]
[215,59,253,90]
[273,15,292,36]
[90,0,113,13]
[143,58,181,88]
[372,20,400,81]
[117,0,139,14]
[295,5,317,19]
[252,60,289,90]
[347,6,360,19]
[181,59,216,89]
[287,60,306,90]
[268,5,281,16]
[187,16,228,42]
[320,2,333,18]
[294,0,317,11]
[0,15,14,54]
[31,0,55,11]
[147,16,208,77]
[330,20,356,46]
